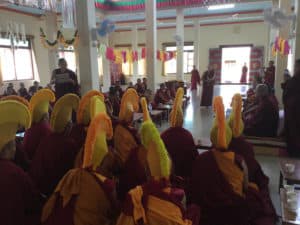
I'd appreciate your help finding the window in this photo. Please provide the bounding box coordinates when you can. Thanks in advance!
[164,44,194,75]
[0,37,35,81]
[58,46,77,73]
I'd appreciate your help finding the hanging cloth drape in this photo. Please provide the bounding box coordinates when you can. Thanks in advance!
[62,0,77,29]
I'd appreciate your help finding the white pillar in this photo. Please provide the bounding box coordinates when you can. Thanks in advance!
[132,25,138,77]
[275,0,291,107]
[293,0,300,61]
[100,36,111,93]
[145,0,157,91]
[176,8,184,81]
[45,12,58,79]
[75,0,99,94]
[194,20,200,70]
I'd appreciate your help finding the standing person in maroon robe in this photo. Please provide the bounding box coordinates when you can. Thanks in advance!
[190,65,201,91]
[283,59,300,157]
[228,93,271,191]
[188,96,277,225]
[200,65,215,107]
[240,63,248,83]
[0,100,42,225]
[29,94,80,197]
[161,88,198,179]
[51,58,79,99]
[23,89,56,160]
[264,60,275,90]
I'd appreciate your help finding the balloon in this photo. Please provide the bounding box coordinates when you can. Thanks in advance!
[97,19,115,37]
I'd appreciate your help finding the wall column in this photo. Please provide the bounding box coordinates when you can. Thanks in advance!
[176,7,184,81]
[45,12,58,83]
[132,25,138,77]
[145,0,157,91]
[100,36,111,92]
[75,0,99,94]
[274,0,291,107]
[194,20,200,70]
[293,0,300,61]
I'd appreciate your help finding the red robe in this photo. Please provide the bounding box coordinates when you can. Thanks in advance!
[188,151,276,225]
[29,133,80,197]
[191,69,201,90]
[200,70,215,107]
[264,66,275,88]
[161,127,198,178]
[23,121,52,160]
[0,159,42,225]
[240,66,248,83]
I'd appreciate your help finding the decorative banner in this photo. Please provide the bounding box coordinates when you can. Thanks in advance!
[272,36,290,56]
[98,44,176,63]
[95,0,240,11]
[40,28,79,49]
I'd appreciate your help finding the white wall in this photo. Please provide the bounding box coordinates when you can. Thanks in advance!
[109,21,270,85]
[0,10,52,93]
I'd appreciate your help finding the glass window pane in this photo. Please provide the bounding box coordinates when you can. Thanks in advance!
[166,46,177,51]
[15,48,34,80]
[138,59,146,76]
[0,48,16,81]
[165,58,177,74]
[0,38,12,46]
[59,51,76,72]
[184,45,194,51]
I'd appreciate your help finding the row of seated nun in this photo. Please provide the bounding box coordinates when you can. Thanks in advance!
[0,86,276,225]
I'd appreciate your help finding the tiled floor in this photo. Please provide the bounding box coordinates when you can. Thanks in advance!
[159,85,281,216]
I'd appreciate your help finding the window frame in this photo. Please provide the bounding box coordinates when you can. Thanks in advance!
[58,46,77,73]
[0,36,35,81]
[162,42,194,76]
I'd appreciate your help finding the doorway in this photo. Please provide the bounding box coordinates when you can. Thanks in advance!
[221,46,251,83]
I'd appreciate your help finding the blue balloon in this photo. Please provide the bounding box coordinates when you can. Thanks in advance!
[97,19,115,37]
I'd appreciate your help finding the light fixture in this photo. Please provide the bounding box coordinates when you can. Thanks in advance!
[208,4,235,10]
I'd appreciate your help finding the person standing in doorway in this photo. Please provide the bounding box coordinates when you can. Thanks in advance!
[264,60,276,90]
[240,63,248,83]
[191,65,201,91]
[51,58,79,99]
[200,65,215,107]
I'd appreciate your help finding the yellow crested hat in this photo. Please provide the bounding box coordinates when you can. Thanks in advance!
[1,95,29,108]
[170,88,184,127]
[140,97,171,179]
[210,96,232,150]
[119,88,139,123]
[228,94,244,138]
[29,89,55,123]
[82,113,113,170]
[50,94,80,133]
[90,95,107,120]
[77,90,105,126]
[0,100,31,150]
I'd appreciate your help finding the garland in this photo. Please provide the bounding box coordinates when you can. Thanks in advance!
[40,28,79,49]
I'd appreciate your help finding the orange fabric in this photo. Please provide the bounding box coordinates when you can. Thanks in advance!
[117,190,192,225]
[128,186,147,223]
[114,124,138,163]
[42,169,117,225]
[213,150,244,196]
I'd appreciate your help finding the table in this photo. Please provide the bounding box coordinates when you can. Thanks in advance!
[156,104,172,120]
[279,158,300,191]
[280,188,300,225]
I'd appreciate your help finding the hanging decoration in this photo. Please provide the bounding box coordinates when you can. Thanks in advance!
[62,0,77,29]
[97,19,116,37]
[95,0,240,11]
[264,7,296,29]
[272,36,290,56]
[97,44,176,63]
[39,28,79,49]
[6,0,58,12]
[0,22,26,50]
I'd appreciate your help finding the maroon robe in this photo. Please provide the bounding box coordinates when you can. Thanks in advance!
[283,75,300,157]
[264,66,275,88]
[0,159,42,225]
[229,137,269,191]
[161,127,198,178]
[23,121,52,160]
[29,133,80,197]
[200,70,215,107]
[69,123,87,151]
[191,69,201,91]
[240,66,248,83]
[188,151,276,225]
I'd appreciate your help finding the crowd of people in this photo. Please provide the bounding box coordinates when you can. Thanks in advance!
[0,84,277,225]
